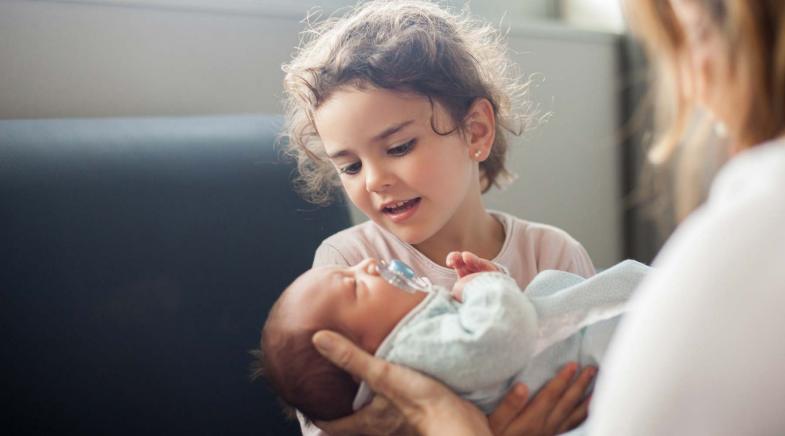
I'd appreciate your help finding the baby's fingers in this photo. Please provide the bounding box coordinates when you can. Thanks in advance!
[462,251,498,273]
[446,251,472,277]
[446,251,465,269]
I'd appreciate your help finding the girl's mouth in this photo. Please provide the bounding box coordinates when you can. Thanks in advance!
[382,198,421,223]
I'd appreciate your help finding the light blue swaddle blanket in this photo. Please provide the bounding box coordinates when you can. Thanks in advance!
[353,259,650,414]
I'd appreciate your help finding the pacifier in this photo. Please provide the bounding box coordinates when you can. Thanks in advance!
[376,259,432,294]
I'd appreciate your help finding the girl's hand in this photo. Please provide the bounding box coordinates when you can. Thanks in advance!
[488,363,596,436]
[446,251,499,278]
[312,330,492,436]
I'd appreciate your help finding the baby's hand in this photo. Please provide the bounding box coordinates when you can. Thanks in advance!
[446,251,499,278]
[450,272,484,302]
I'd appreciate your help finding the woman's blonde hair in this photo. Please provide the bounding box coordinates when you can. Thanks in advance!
[626,0,785,161]
[282,0,533,204]
[625,0,785,221]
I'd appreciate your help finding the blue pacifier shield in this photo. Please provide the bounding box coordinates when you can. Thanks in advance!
[388,259,415,279]
[376,259,432,294]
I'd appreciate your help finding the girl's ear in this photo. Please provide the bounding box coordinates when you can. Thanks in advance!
[464,98,496,161]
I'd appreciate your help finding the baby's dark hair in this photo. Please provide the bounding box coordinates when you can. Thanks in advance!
[253,291,359,421]
[283,0,535,204]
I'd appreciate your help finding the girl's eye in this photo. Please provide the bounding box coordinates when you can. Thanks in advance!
[388,139,415,157]
[339,161,362,175]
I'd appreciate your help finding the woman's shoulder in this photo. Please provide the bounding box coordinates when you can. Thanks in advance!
[589,146,785,435]
[709,139,785,207]
[653,140,785,280]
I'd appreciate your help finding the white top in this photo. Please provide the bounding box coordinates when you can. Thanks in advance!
[300,211,595,435]
[588,140,785,435]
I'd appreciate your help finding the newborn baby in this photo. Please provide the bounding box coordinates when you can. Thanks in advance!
[258,252,649,421]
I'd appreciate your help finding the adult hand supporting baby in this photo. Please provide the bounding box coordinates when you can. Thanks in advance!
[312,330,493,436]
[489,363,595,436]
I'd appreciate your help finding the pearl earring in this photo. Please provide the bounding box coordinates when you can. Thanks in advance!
[473,150,482,159]
[713,121,728,138]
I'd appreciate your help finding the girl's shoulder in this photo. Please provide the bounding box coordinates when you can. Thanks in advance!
[493,211,585,251]
[491,211,595,279]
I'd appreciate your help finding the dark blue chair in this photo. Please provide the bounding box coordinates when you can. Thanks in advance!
[0,115,351,435]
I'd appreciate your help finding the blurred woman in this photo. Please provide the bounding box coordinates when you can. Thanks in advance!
[589,0,785,434]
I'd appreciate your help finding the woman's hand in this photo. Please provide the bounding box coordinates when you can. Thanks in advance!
[312,393,416,436]
[488,363,596,436]
[312,330,493,436]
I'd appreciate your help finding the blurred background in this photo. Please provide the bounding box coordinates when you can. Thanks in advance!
[0,0,669,267]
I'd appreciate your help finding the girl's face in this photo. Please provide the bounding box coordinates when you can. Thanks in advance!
[314,87,482,246]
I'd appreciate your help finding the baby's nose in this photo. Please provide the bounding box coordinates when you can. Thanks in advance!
[356,258,378,274]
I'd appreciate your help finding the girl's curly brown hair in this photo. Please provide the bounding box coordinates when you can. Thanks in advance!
[282,0,536,205]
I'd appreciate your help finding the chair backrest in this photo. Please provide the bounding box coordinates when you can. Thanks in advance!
[0,115,351,435]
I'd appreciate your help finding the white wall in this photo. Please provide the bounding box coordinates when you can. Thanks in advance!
[485,24,623,269]
[0,0,623,267]
[0,0,300,117]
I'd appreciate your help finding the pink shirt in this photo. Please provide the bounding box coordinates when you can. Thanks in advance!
[300,211,595,435]
[313,211,595,286]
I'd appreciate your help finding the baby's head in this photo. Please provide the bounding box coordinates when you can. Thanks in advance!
[258,259,425,421]
[283,0,532,205]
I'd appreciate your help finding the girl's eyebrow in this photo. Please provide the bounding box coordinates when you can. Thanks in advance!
[372,119,415,142]
[327,148,352,159]
[326,119,415,159]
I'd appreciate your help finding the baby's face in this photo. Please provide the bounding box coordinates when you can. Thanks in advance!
[285,259,426,353]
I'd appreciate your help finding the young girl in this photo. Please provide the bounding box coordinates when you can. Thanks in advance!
[282,1,596,434]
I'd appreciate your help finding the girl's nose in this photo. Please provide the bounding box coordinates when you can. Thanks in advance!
[364,161,393,193]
